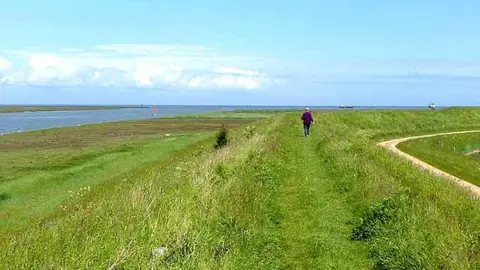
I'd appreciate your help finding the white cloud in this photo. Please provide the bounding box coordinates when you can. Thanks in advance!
[237,77,261,89]
[187,77,202,88]
[212,75,260,89]
[414,65,480,77]
[294,60,480,79]
[27,54,78,83]
[95,44,208,56]
[0,56,12,71]
[0,56,13,85]
[1,44,281,90]
[214,67,260,76]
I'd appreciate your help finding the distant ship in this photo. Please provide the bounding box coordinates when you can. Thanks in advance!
[339,105,354,109]
[428,103,436,110]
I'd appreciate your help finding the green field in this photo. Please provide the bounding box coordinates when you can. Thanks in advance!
[166,110,279,120]
[3,108,480,269]
[0,106,138,113]
[398,132,480,185]
[0,117,254,227]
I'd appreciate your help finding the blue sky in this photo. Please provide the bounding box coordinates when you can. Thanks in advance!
[0,0,479,106]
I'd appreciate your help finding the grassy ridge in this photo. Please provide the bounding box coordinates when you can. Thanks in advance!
[0,111,374,269]
[1,115,285,269]
[3,108,480,268]
[0,117,255,228]
[166,110,277,120]
[398,132,480,185]
[316,109,480,269]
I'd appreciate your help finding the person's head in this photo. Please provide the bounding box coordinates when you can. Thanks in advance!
[305,107,310,112]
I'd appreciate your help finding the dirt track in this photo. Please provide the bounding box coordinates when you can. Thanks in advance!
[466,149,480,156]
[378,130,480,197]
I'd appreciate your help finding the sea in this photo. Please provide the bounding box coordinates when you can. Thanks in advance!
[0,105,437,135]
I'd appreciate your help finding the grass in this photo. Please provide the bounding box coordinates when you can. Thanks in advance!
[0,105,139,113]
[0,116,256,228]
[165,110,276,120]
[3,108,480,269]
[398,132,480,185]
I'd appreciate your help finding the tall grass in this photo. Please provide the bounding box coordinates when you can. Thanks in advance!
[3,108,480,269]
[315,109,480,269]
[0,134,210,228]
[0,118,283,269]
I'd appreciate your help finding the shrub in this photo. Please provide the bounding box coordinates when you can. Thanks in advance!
[0,192,11,202]
[214,126,229,149]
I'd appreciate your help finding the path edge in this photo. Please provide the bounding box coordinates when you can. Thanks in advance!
[377,130,480,197]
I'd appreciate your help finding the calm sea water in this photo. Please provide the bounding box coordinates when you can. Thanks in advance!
[0,105,433,134]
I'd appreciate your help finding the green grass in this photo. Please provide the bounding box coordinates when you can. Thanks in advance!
[398,132,480,185]
[166,110,276,120]
[3,108,480,269]
[0,134,209,227]
[0,105,138,113]
[0,117,255,228]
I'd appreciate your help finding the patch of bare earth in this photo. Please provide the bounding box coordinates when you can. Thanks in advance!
[466,149,480,156]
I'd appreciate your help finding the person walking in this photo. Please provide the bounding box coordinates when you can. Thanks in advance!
[301,107,314,137]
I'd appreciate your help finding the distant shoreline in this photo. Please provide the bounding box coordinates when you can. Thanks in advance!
[0,104,475,114]
[0,106,140,113]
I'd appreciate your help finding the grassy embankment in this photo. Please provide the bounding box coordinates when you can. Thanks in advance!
[167,110,296,120]
[0,113,267,228]
[0,106,138,113]
[3,108,480,269]
[398,132,480,185]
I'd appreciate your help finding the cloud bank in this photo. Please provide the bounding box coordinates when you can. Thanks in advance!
[0,44,281,90]
[2,44,480,93]
[0,56,12,71]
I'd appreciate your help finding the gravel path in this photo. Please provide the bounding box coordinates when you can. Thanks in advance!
[378,130,480,197]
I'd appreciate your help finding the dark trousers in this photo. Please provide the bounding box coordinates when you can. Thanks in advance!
[304,123,311,136]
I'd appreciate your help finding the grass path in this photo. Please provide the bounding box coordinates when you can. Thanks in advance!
[378,130,480,196]
[275,117,372,269]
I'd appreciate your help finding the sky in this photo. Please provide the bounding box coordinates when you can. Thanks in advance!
[0,0,479,106]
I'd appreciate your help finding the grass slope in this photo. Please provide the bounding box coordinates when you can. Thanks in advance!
[0,117,255,228]
[0,112,374,269]
[3,108,480,269]
[0,135,209,227]
[398,132,480,185]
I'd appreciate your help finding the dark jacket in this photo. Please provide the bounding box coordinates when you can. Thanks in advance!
[301,111,314,124]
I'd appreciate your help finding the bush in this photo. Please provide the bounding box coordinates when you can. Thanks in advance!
[214,126,229,149]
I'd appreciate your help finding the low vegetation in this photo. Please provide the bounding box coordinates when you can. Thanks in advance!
[214,125,229,149]
[0,117,256,228]
[3,108,480,269]
[167,110,276,120]
[398,132,480,185]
